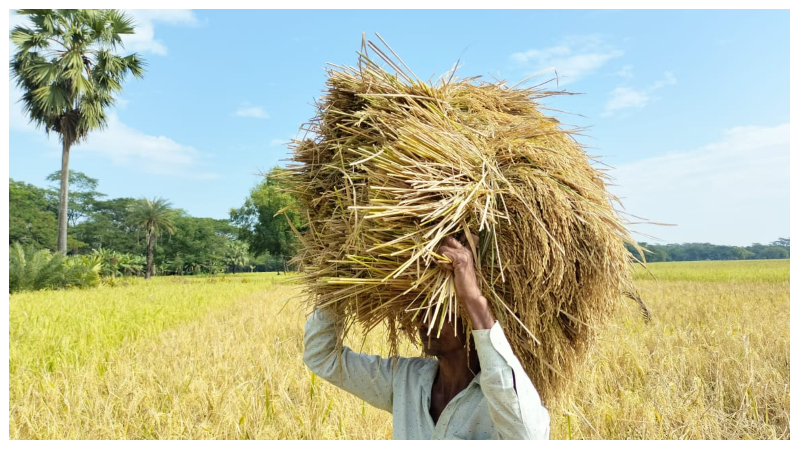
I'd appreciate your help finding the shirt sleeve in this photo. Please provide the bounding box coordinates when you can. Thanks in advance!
[302,307,395,412]
[472,321,551,440]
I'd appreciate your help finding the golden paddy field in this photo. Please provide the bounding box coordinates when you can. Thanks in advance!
[8,260,790,439]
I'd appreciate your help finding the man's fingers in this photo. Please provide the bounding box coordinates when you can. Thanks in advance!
[434,247,455,270]
[446,233,479,250]
[440,236,467,258]
[437,238,458,257]
[441,248,472,268]
[434,259,454,271]
[439,249,455,262]
[442,235,464,249]
[438,235,479,271]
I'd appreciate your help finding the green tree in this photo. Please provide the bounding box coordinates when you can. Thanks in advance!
[224,241,250,274]
[72,197,139,253]
[159,215,237,275]
[772,237,789,257]
[626,241,788,261]
[45,170,105,227]
[9,179,58,249]
[730,247,755,260]
[10,9,145,253]
[129,197,176,280]
[759,246,788,260]
[630,242,669,263]
[746,243,766,259]
[230,167,305,272]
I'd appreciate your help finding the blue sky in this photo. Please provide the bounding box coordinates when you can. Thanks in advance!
[5,8,791,246]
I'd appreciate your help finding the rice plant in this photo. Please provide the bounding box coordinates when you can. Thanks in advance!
[285,35,643,404]
[8,264,789,439]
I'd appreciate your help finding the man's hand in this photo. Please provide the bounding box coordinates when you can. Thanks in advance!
[437,235,495,330]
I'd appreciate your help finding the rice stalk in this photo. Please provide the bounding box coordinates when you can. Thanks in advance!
[283,35,643,404]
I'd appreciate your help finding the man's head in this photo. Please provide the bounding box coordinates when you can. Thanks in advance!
[418,314,469,357]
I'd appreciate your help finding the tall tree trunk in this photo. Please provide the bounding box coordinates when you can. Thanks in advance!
[145,229,153,280]
[56,141,71,253]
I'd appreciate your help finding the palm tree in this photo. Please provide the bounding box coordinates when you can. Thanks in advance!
[10,9,145,253]
[129,197,176,280]
[225,241,250,274]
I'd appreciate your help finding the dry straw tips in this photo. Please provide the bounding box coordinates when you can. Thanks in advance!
[285,34,643,404]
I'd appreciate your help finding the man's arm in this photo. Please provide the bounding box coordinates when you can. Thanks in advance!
[471,322,551,439]
[303,307,395,412]
[439,236,550,439]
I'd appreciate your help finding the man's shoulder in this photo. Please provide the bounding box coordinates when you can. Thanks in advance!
[391,354,436,375]
[390,355,437,393]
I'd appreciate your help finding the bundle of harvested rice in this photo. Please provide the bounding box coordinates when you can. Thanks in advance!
[285,35,643,404]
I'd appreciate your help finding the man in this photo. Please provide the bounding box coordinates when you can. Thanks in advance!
[303,236,550,439]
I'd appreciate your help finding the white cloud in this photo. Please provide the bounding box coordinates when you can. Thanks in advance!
[510,35,623,85]
[8,10,197,57]
[615,65,634,79]
[512,45,572,63]
[236,106,270,119]
[10,100,219,180]
[602,87,649,115]
[602,72,677,116]
[609,124,789,246]
[650,71,677,90]
[71,113,218,179]
[121,9,199,55]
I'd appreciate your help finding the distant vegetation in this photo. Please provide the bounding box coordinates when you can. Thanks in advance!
[9,169,788,293]
[627,238,789,263]
[9,169,295,292]
[9,242,101,293]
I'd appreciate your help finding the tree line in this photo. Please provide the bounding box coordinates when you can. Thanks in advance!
[627,238,789,263]
[10,169,297,278]
[10,167,790,292]
[12,168,789,273]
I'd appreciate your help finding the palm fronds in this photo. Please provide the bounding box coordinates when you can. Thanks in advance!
[9,242,66,292]
[9,242,101,292]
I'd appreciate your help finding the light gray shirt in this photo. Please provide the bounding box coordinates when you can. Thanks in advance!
[303,308,550,439]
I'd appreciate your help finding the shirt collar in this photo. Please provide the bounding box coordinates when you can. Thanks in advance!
[416,358,483,388]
